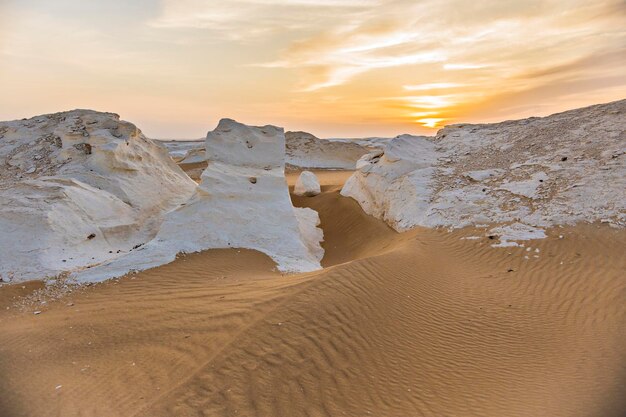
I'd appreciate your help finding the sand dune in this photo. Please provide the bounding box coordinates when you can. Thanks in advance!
[1,171,624,417]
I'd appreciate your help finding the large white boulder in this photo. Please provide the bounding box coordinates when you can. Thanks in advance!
[294,171,321,196]
[0,110,197,283]
[342,135,440,231]
[76,119,324,282]
[160,119,324,272]
[342,100,626,243]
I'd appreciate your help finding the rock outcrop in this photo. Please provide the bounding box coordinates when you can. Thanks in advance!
[294,171,321,196]
[342,100,626,244]
[162,132,388,171]
[77,119,324,282]
[286,131,384,169]
[177,147,206,165]
[0,110,197,283]
[159,139,204,163]
[342,134,440,231]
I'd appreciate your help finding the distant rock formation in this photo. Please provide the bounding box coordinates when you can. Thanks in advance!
[294,171,321,197]
[285,131,382,169]
[158,139,204,163]
[77,119,324,282]
[0,110,197,283]
[161,131,389,171]
[342,100,626,245]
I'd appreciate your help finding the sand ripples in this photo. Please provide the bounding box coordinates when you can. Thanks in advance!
[0,171,624,417]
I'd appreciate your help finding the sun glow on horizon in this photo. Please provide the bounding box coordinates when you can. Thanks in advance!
[417,118,447,128]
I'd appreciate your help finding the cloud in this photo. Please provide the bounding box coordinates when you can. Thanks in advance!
[149,0,625,99]
[404,83,465,91]
[150,0,383,37]
[443,64,488,70]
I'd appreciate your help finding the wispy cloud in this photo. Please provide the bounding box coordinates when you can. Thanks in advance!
[443,63,488,70]
[150,0,382,37]
[245,0,626,100]
[403,83,465,91]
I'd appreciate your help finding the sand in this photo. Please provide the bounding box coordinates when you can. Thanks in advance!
[0,170,624,417]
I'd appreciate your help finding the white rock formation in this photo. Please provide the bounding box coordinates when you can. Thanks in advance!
[0,110,197,283]
[76,119,324,282]
[342,134,440,231]
[159,139,204,163]
[161,132,389,170]
[286,131,384,169]
[342,100,626,244]
[178,147,207,165]
[294,171,321,196]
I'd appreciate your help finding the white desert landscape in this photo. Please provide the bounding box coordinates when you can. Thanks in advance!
[1,1,625,416]
[1,100,625,417]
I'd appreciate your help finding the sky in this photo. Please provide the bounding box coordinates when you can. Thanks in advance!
[0,0,625,138]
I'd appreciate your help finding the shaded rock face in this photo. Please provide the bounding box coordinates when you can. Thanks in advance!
[285,131,379,169]
[0,110,197,283]
[342,100,626,244]
[76,119,324,283]
[294,171,321,197]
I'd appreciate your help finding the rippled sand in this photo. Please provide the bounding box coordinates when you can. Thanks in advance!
[0,170,624,417]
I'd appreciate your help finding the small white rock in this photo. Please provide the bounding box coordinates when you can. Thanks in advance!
[294,171,321,197]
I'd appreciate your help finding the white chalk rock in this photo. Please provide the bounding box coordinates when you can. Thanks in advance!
[163,131,390,170]
[178,147,206,164]
[159,139,204,162]
[76,119,324,282]
[342,100,626,241]
[294,171,321,196]
[0,110,197,283]
[341,134,440,231]
[286,131,385,169]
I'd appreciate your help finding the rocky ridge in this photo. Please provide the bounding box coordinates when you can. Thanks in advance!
[342,100,626,245]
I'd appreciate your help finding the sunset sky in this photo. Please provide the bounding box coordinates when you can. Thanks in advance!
[1,0,625,138]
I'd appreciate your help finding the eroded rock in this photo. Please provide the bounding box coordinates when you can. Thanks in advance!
[0,110,197,283]
[342,100,626,244]
[294,171,321,197]
[76,119,324,282]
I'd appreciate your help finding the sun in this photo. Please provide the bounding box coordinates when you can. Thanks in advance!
[417,118,446,128]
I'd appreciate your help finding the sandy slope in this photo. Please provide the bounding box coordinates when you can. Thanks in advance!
[0,171,624,417]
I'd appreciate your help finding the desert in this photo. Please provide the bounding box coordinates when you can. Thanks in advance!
[1,1,625,415]
[0,100,625,417]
